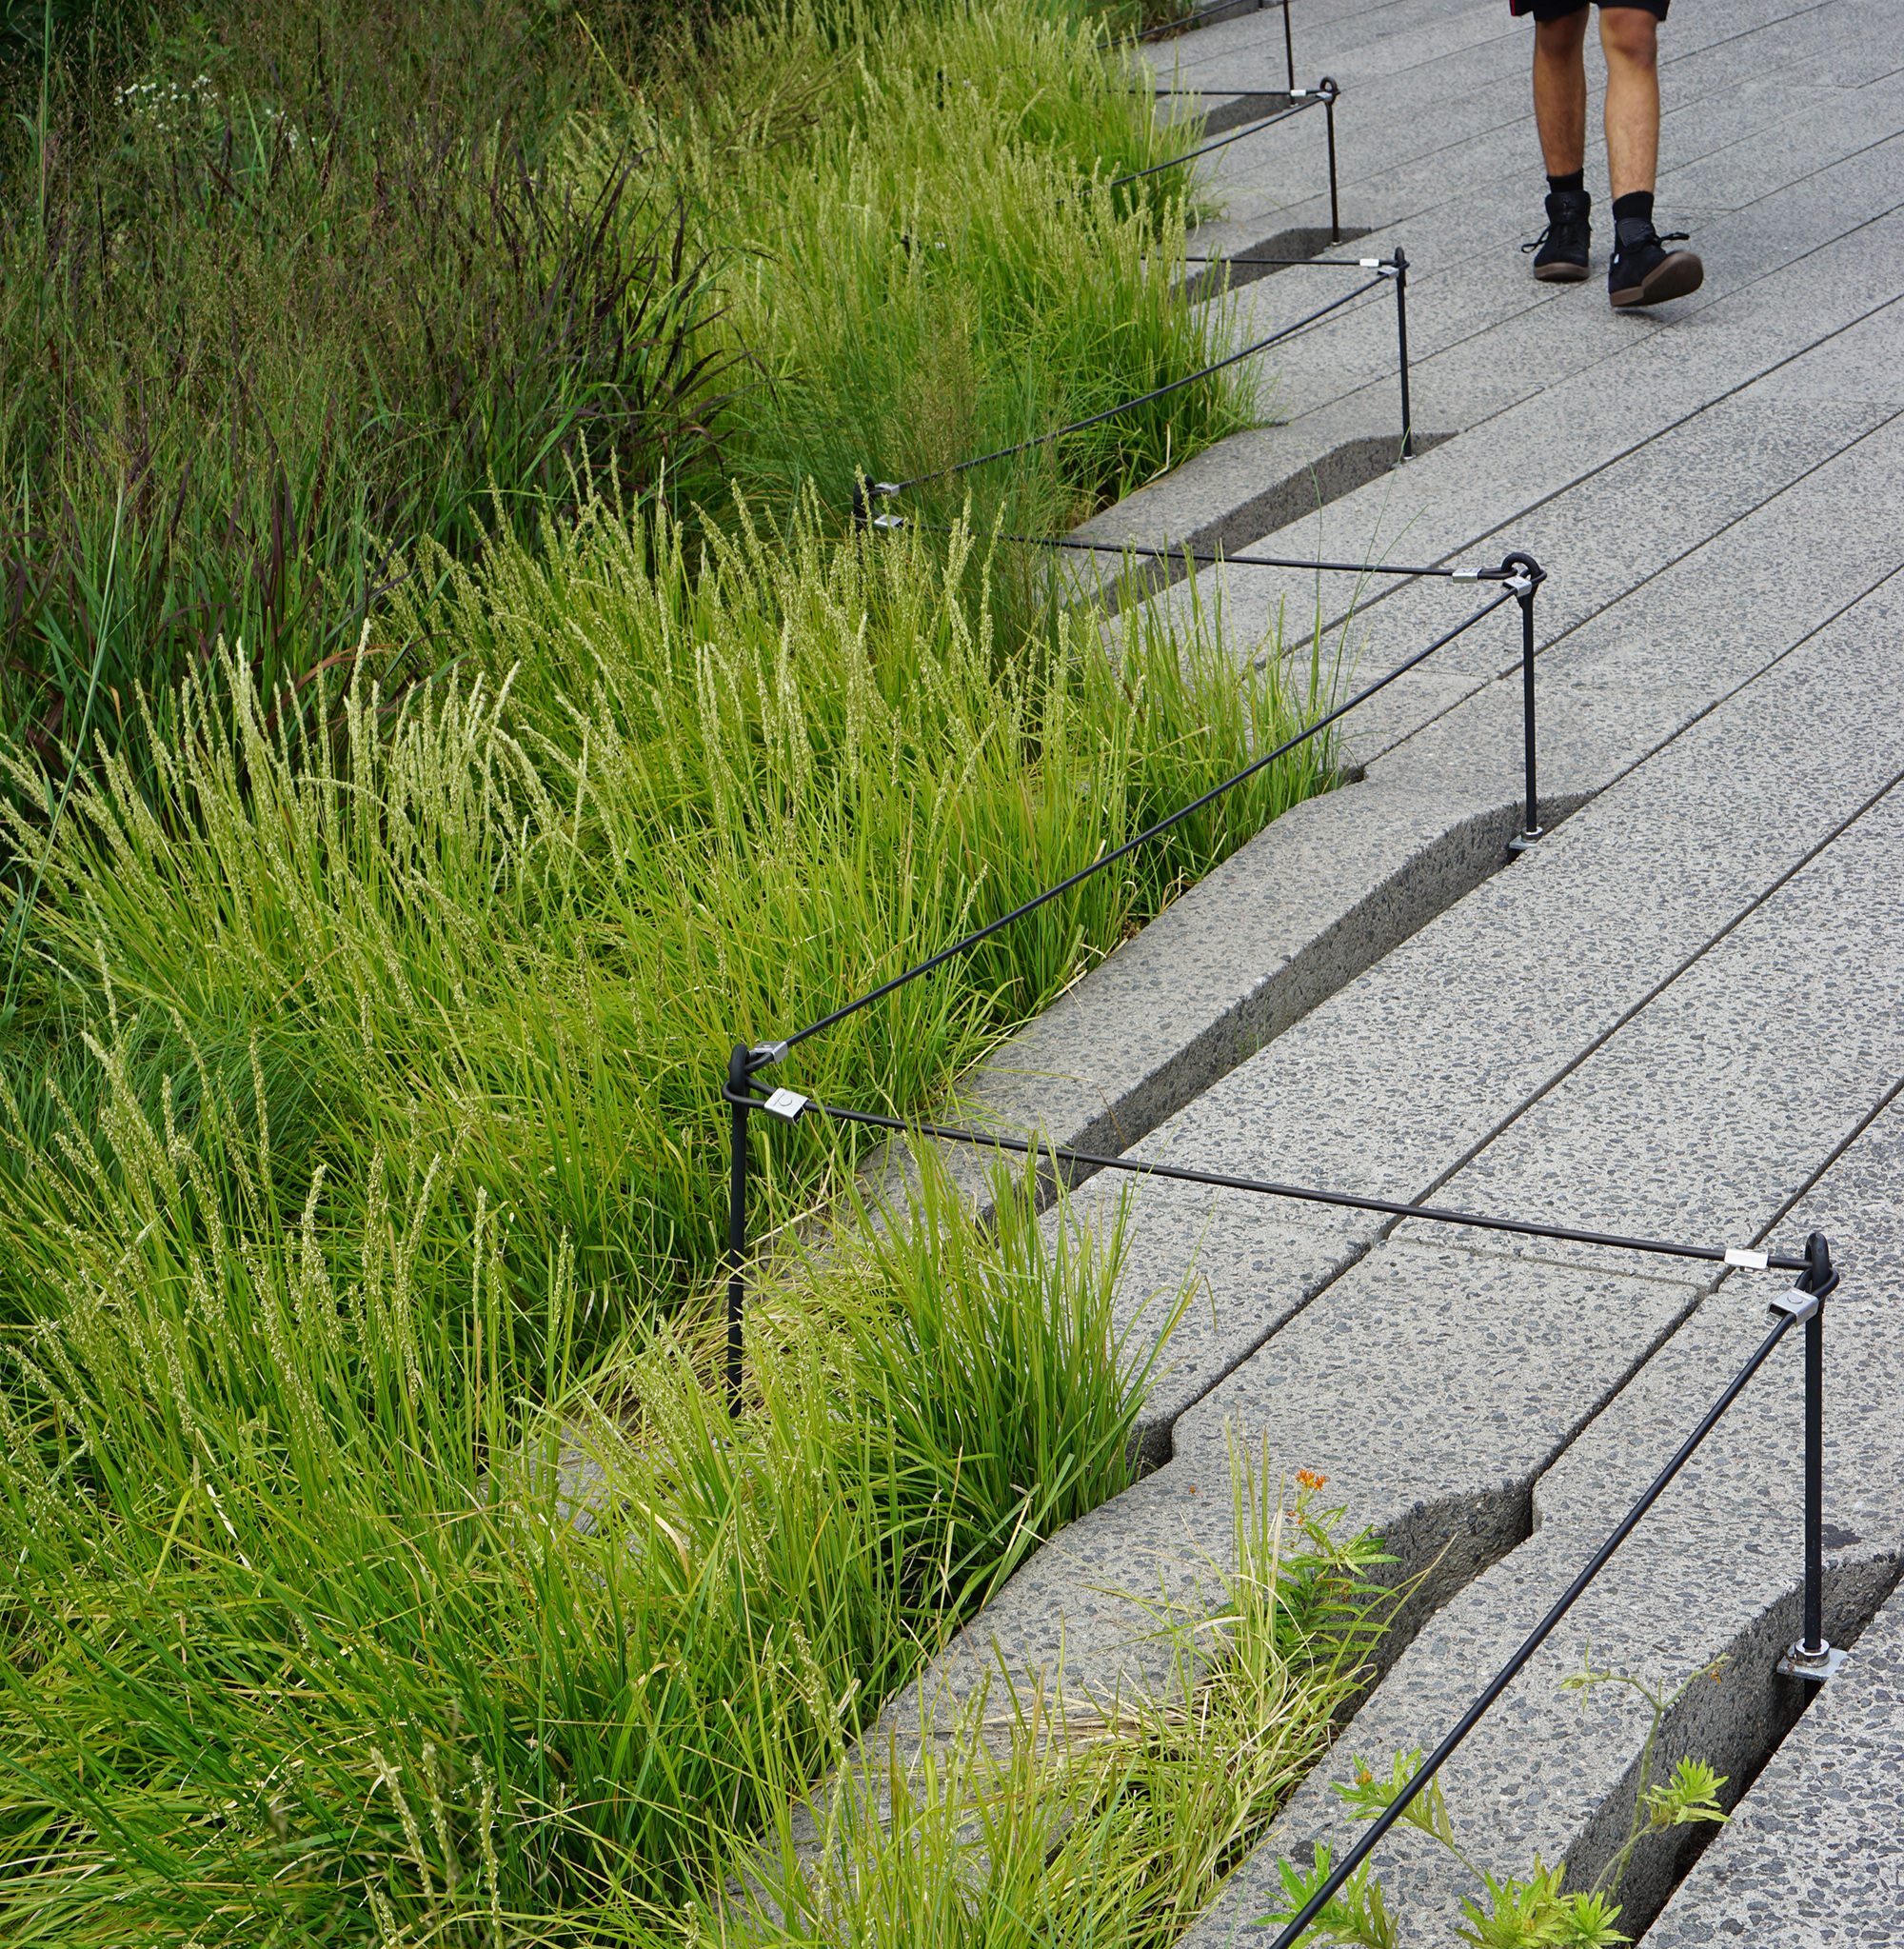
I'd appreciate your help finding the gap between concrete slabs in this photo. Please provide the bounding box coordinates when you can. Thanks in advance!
[1645,1100,1904,1949]
[1187,1084,1904,1949]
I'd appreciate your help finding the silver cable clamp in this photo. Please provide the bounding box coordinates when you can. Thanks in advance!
[1768,1284,1821,1324]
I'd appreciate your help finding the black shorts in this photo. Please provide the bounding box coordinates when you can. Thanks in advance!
[1514,0,1668,19]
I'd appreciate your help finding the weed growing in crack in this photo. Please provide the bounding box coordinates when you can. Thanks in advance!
[1261,1653,1731,1948]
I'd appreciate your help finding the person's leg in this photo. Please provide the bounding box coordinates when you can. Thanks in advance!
[1600,2,1703,306]
[1533,6,1590,178]
[1527,5,1594,282]
[1599,5,1659,197]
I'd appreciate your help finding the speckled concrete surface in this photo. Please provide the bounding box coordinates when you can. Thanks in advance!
[1186,1096,1904,1948]
[770,0,1904,1926]
[1646,1124,1904,1948]
[1102,576,1904,1440]
[1653,1585,1904,1944]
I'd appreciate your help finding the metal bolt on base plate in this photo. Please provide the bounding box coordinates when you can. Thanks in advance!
[1777,1640,1848,1683]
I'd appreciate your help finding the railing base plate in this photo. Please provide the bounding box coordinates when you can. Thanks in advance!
[1776,1640,1848,1684]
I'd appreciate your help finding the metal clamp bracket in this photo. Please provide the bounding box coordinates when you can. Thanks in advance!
[1769,1285,1821,1324]
[748,1042,788,1070]
[762,1088,808,1123]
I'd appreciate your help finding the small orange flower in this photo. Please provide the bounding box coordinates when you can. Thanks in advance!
[1356,1767,1373,1786]
[1297,1468,1328,1492]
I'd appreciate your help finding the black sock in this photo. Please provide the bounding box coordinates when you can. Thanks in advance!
[1547,169,1586,198]
[1611,190,1655,226]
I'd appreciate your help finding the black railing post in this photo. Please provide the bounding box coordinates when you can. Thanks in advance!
[1778,1232,1844,1681]
[1501,551,1544,852]
[1321,78,1340,242]
[1805,1294,1824,1651]
[1282,0,1296,91]
[1390,247,1412,460]
[725,1043,751,1417]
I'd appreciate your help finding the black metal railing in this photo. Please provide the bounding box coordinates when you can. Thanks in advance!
[1260,1228,1846,1947]
[1137,0,1300,102]
[1104,79,1339,235]
[715,542,1551,1412]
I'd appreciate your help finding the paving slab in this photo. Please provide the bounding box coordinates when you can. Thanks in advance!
[1101,582,1904,1439]
[1738,292,1904,405]
[884,412,1904,1250]
[1091,0,1904,600]
[1652,1584,1904,1945]
[1184,401,1900,698]
[1647,1106,1904,1949]
[1183,1086,1904,1948]
[1398,783,1904,1285]
[1079,192,1904,628]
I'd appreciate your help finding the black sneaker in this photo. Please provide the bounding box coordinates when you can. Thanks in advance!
[1608,217,1703,308]
[1523,189,1592,283]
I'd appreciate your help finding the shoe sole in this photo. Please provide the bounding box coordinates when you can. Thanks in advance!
[1535,260,1591,283]
[1610,249,1705,308]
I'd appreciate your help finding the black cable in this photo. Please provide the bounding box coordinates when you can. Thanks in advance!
[770,587,1515,1056]
[1101,90,1323,191]
[1181,253,1381,268]
[730,1089,1808,1276]
[875,275,1381,496]
[1264,1307,1799,1948]
[962,528,1487,581]
[1134,0,1255,40]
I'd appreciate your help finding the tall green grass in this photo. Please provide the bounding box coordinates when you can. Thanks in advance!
[1,492,1333,1341]
[2,0,1243,786]
[725,1452,1396,1949]
[0,10,1341,1937]
[0,0,730,785]
[0,1020,1168,1940]
[626,0,1237,543]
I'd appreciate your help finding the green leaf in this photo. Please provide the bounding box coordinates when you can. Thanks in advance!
[1453,1860,1577,1948]
[1333,1747,1460,1854]
[1259,1842,1401,1949]
[1642,1757,1728,1831]
[1557,1889,1630,1945]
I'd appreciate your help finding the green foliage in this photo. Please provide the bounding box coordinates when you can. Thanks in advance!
[1453,1860,1625,1949]
[2,0,1248,789]
[723,1458,1398,1949]
[634,0,1238,547]
[0,1052,1159,1939]
[1559,1650,1730,1893]
[0,2,731,786]
[0,8,1330,1939]
[1,491,1332,1337]
[1271,1848,1401,1949]
[1259,1653,1735,1949]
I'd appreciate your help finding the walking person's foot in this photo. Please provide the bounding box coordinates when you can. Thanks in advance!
[1525,187,1593,282]
[1608,216,1703,307]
